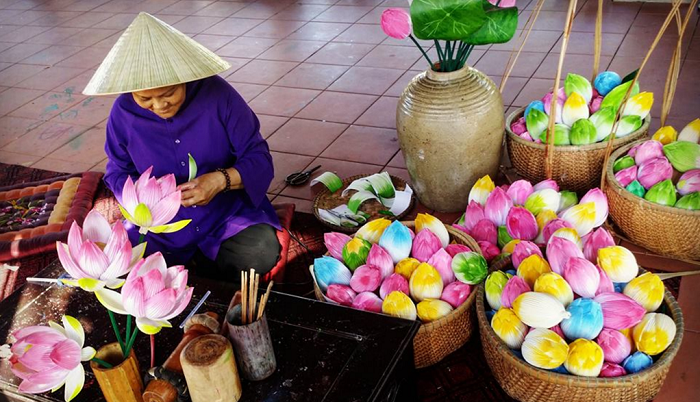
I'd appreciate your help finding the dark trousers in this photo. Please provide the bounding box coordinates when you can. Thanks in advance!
[193,224,281,283]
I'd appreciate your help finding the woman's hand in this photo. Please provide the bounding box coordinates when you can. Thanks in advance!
[178,172,227,207]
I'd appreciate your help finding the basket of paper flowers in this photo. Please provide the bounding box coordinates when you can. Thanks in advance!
[475,216,684,401]
[309,214,486,368]
[603,120,700,261]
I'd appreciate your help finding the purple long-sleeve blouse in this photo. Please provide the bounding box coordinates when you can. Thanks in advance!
[104,75,280,264]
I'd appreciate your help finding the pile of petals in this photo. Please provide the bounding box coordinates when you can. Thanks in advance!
[312,214,488,323]
[485,229,676,378]
[511,71,652,145]
[614,119,700,210]
[454,175,609,263]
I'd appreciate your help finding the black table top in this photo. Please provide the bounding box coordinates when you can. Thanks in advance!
[0,261,420,402]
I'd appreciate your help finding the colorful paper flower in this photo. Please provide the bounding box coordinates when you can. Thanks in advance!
[677,170,700,195]
[512,292,571,329]
[464,200,486,233]
[563,257,600,298]
[312,256,352,291]
[534,209,558,245]
[478,241,501,262]
[594,292,646,330]
[546,227,582,249]
[352,292,383,313]
[497,226,513,249]
[560,202,597,237]
[597,246,638,283]
[544,124,571,145]
[634,140,664,165]
[355,218,391,244]
[569,119,597,145]
[366,244,394,279]
[378,220,413,263]
[599,362,627,377]
[594,71,621,96]
[342,237,372,271]
[583,227,615,263]
[562,92,590,126]
[663,140,700,172]
[637,157,673,190]
[533,179,560,192]
[623,272,664,312]
[507,180,534,206]
[621,92,653,119]
[471,219,498,244]
[644,179,677,206]
[542,89,565,124]
[415,213,449,248]
[614,165,638,187]
[486,271,511,310]
[526,108,549,141]
[579,188,608,227]
[678,118,700,143]
[558,191,578,212]
[613,155,635,173]
[380,8,412,40]
[511,116,528,135]
[565,339,604,377]
[451,251,488,285]
[382,291,416,320]
[491,308,528,349]
[616,115,643,137]
[565,73,593,103]
[485,187,513,227]
[501,276,531,309]
[626,180,646,198]
[441,282,472,308]
[534,272,574,306]
[596,265,615,295]
[468,175,495,206]
[417,299,453,322]
[676,192,700,210]
[411,229,442,263]
[525,100,545,118]
[521,328,569,369]
[380,273,409,300]
[525,189,561,216]
[326,284,356,306]
[517,255,552,288]
[409,263,443,302]
[324,232,351,262]
[600,81,638,113]
[505,207,538,241]
[444,244,471,257]
[512,241,543,269]
[394,257,420,280]
[546,237,584,275]
[633,313,676,356]
[651,126,678,145]
[349,265,382,293]
[622,351,653,374]
[596,328,632,364]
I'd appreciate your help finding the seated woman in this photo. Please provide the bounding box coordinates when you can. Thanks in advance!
[84,13,280,282]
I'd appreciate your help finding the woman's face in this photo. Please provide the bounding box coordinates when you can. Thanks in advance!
[132,84,186,119]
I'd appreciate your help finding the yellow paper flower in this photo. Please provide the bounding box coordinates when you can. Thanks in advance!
[395,257,420,280]
[598,246,638,283]
[517,255,552,288]
[651,126,678,145]
[415,213,449,248]
[559,202,597,237]
[409,263,443,302]
[633,313,676,356]
[468,175,496,206]
[522,328,569,369]
[534,209,558,245]
[355,218,391,244]
[564,339,604,377]
[382,291,417,320]
[678,118,700,143]
[491,308,528,349]
[621,92,653,119]
[534,272,574,306]
[416,299,453,322]
[502,239,522,254]
[623,272,664,312]
[547,227,583,249]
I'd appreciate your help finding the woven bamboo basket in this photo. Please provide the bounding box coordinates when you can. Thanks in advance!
[476,269,684,402]
[604,141,700,260]
[505,107,650,194]
[310,222,482,368]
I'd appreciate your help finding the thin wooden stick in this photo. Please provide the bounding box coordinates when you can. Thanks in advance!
[248,269,256,324]
[592,0,603,81]
[241,271,247,325]
[656,270,700,280]
[500,0,545,93]
[599,0,685,190]
[251,273,259,322]
[545,0,579,179]
[257,281,274,321]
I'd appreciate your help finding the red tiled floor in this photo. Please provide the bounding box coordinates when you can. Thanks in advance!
[306,42,375,66]
[257,39,325,62]
[320,125,398,165]
[194,2,246,17]
[202,17,262,36]
[16,66,86,91]
[243,19,306,39]
[270,4,329,21]
[332,23,386,44]
[313,5,373,23]
[228,59,298,85]
[296,91,377,124]
[0,43,49,63]
[532,53,613,80]
[30,157,95,173]
[287,21,350,41]
[20,45,83,66]
[257,114,289,139]
[357,45,422,69]
[46,127,107,164]
[0,63,45,86]
[268,151,314,194]
[0,116,41,148]
[248,86,320,117]
[274,63,348,90]
[226,82,267,102]
[0,150,40,166]
[1,121,89,157]
[328,66,404,95]
[0,87,45,116]
[355,96,398,129]
[8,90,85,122]
[217,36,279,59]
[267,118,347,156]
[171,15,223,34]
[474,51,547,79]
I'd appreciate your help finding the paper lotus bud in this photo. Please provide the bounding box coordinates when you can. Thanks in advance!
[485,187,513,227]
[634,140,664,164]
[517,255,552,288]
[502,240,521,255]
[547,237,585,275]
[534,272,574,306]
[579,188,608,227]
[677,170,700,195]
[614,165,638,187]
[464,200,485,232]
[600,81,638,114]
[621,92,653,119]
[560,202,597,237]
[644,179,677,206]
[594,292,645,331]
[563,258,600,298]
[352,292,383,313]
[525,100,545,118]
[501,276,531,309]
[427,248,454,286]
[417,299,453,322]
[534,209,558,245]
[543,124,571,145]
[596,265,615,295]
[511,117,527,135]
[594,71,621,96]
[505,207,538,242]
[620,327,636,352]
[622,351,653,374]
[637,157,673,190]
[409,263,443,302]
[412,229,442,262]
[451,252,488,285]
[613,155,635,173]
[394,257,420,280]
[676,192,700,210]
[534,179,560,192]
[486,271,511,310]
[600,362,627,377]
[584,227,615,263]
[314,256,352,291]
[652,126,678,145]
[497,226,513,249]
[491,308,529,349]
[558,191,578,212]
[326,284,356,306]
[628,143,641,157]
[380,273,409,299]
[445,244,471,257]
[564,339,604,377]
[570,119,597,145]
[380,8,412,39]
[623,272,664,312]
[525,189,561,216]
[616,115,643,137]
[415,213,449,248]
[342,237,372,271]
[565,73,593,103]
[678,118,700,143]
[378,220,412,263]
[589,107,615,141]
[356,218,391,244]
[478,241,501,262]
[548,227,583,250]
[562,92,590,126]
[626,180,646,198]
[324,232,351,261]
[512,241,542,269]
[469,175,496,206]
[471,219,498,244]
[663,140,700,172]
[507,180,534,205]
[520,132,534,141]
[382,291,417,320]
[366,244,394,279]
[526,108,549,141]
[542,89,565,124]
[596,328,632,364]
[512,292,571,328]
[349,265,382,293]
[598,246,638,283]
[633,313,676,356]
[521,328,569,369]
[441,282,472,308]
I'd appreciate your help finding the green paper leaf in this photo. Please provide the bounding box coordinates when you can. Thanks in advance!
[149,219,192,233]
[411,0,487,40]
[187,153,197,181]
[366,172,396,199]
[310,171,343,192]
[613,156,635,173]
[621,69,638,84]
[347,191,379,214]
[675,192,700,210]
[463,5,518,45]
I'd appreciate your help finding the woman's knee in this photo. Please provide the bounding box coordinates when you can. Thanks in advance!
[216,224,281,274]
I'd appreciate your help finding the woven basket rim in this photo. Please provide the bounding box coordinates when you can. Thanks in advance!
[505,107,651,152]
[605,140,700,217]
[312,174,415,233]
[476,268,685,387]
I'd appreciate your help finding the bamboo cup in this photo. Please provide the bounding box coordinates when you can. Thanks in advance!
[91,342,144,402]
[180,334,242,402]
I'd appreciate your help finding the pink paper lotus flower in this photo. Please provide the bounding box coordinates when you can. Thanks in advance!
[472,219,498,245]
[380,273,409,300]
[118,167,191,235]
[324,232,351,262]
[637,157,673,190]
[96,252,193,335]
[367,244,395,279]
[352,292,383,313]
[445,244,471,257]
[327,284,356,306]
[427,248,454,286]
[677,170,700,195]
[507,180,534,206]
[546,237,584,275]
[485,187,513,227]
[469,175,496,206]
[596,329,632,364]
[614,165,638,188]
[511,117,527,135]
[412,227,442,262]
[542,89,565,124]
[599,362,627,378]
[350,265,382,293]
[596,265,615,295]
[584,228,615,263]
[563,257,600,298]
[594,292,646,330]
[589,95,603,114]
[634,140,664,165]
[542,219,574,244]
[380,8,412,40]
[9,316,95,402]
[512,241,543,269]
[533,179,560,192]
[579,189,608,227]
[560,202,597,236]
[441,282,472,308]
[464,200,486,233]
[501,275,531,309]
[519,132,534,141]
[488,0,516,7]
[506,207,538,241]
[56,210,145,292]
[548,227,583,250]
[478,241,501,261]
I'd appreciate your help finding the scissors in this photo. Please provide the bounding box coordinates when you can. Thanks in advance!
[285,165,321,186]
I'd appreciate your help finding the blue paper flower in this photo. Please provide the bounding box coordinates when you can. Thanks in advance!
[561,298,604,340]
[622,351,653,374]
[594,71,622,96]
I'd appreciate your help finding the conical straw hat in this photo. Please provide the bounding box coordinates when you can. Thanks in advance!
[83,12,231,95]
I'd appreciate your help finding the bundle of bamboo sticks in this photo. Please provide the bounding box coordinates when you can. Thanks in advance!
[240,268,273,324]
